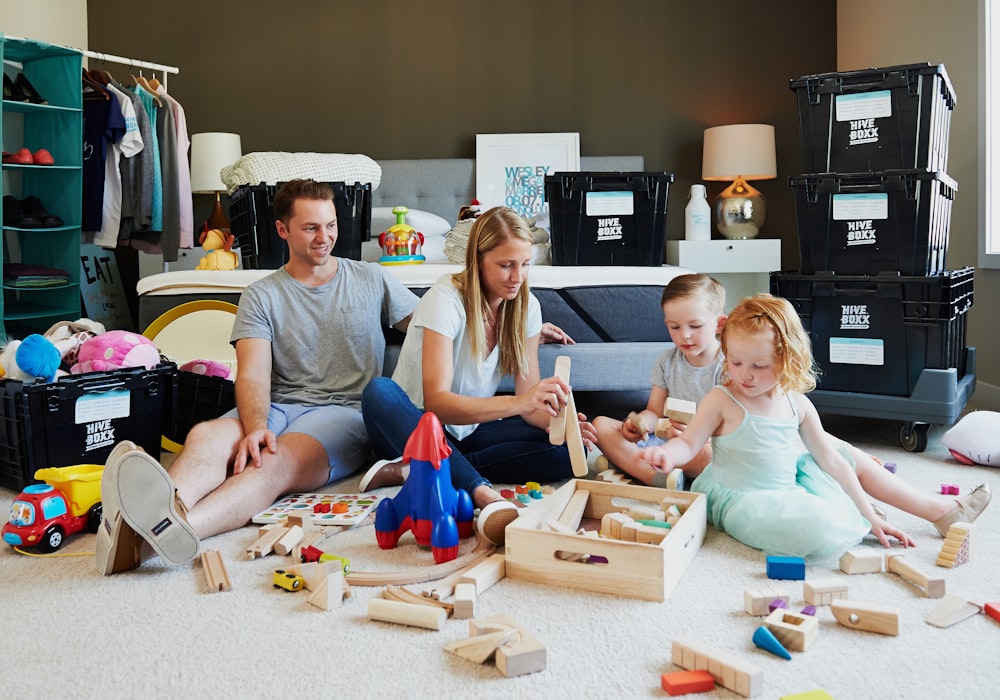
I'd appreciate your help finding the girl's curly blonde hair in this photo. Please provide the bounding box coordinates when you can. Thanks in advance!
[721,293,818,394]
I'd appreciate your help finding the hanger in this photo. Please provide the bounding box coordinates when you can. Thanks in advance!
[147,71,162,92]
[130,71,162,107]
[82,68,109,101]
[90,68,114,85]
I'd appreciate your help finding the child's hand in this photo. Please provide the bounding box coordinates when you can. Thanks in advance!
[870,518,915,549]
[637,445,673,474]
[622,412,648,442]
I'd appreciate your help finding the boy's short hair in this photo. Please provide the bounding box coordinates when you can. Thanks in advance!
[272,179,335,224]
[661,274,726,315]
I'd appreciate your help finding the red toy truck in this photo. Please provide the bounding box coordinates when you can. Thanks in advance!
[2,464,104,552]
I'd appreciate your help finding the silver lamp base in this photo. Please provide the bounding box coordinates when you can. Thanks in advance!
[715,177,766,240]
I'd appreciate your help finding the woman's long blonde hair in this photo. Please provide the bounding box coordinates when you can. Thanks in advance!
[721,293,818,394]
[451,207,533,378]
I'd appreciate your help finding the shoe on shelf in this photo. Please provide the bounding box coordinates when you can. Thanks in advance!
[3,73,29,102]
[2,148,33,165]
[358,458,408,492]
[14,72,47,104]
[31,149,54,166]
[933,483,992,537]
[109,449,200,565]
[20,195,63,227]
[2,195,42,228]
[476,500,519,546]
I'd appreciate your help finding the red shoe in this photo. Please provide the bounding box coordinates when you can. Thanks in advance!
[32,149,54,166]
[2,148,33,165]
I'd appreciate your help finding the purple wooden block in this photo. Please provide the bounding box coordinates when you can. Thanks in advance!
[883,461,897,473]
[800,605,817,616]
[769,598,788,613]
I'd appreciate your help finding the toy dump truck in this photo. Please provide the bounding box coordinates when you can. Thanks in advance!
[2,464,103,552]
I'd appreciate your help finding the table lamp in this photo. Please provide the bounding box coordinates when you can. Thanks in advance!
[190,132,242,231]
[702,124,776,239]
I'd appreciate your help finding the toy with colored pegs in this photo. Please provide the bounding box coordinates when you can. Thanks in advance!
[378,205,425,265]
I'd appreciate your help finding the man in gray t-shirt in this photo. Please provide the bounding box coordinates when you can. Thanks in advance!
[96,180,417,574]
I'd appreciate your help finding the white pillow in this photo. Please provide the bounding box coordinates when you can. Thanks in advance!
[941,411,1000,466]
[371,207,452,238]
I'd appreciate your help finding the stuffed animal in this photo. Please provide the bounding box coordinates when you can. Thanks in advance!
[941,411,1000,467]
[0,334,62,382]
[43,318,106,371]
[196,226,239,270]
[179,358,234,381]
[70,330,160,375]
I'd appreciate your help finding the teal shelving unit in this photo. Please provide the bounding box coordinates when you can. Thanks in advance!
[1,35,83,342]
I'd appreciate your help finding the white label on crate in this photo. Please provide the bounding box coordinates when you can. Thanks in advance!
[585,191,634,217]
[833,193,888,220]
[835,90,893,122]
[75,389,131,424]
[830,337,884,366]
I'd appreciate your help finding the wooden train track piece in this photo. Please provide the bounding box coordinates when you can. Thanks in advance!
[345,534,496,587]
[200,549,231,592]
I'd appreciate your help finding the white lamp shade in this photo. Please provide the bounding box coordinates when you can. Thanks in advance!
[190,132,242,193]
[702,124,776,181]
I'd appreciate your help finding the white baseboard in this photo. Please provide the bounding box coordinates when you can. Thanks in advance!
[971,380,1000,411]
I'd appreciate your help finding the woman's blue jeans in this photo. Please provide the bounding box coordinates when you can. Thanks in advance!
[361,377,573,495]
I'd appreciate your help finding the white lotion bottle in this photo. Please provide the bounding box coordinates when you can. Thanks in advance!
[685,184,712,241]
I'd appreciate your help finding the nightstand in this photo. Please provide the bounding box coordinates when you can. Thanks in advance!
[665,239,782,311]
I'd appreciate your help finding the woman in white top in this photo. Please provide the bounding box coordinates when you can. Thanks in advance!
[361,206,595,543]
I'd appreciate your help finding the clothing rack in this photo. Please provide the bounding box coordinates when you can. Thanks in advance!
[81,49,179,89]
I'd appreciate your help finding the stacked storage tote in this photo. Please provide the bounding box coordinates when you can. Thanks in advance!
[773,63,975,452]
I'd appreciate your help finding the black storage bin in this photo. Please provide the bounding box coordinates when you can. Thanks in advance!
[770,268,973,397]
[790,170,956,276]
[790,62,956,173]
[544,172,674,266]
[0,363,175,492]
[165,372,236,446]
[228,181,372,269]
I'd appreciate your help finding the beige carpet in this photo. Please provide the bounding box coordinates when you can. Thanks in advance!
[0,414,996,699]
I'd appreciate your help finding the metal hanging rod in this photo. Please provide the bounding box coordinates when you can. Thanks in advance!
[81,49,179,75]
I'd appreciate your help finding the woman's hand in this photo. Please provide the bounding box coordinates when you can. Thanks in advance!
[521,375,569,417]
[539,322,575,345]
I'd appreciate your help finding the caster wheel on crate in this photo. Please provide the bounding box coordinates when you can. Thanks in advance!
[899,422,930,453]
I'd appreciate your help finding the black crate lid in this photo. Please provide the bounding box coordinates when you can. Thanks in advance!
[789,62,955,108]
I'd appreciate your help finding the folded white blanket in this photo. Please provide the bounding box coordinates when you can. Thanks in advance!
[220,152,382,193]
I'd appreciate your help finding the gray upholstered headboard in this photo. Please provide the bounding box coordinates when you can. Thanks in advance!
[372,156,645,224]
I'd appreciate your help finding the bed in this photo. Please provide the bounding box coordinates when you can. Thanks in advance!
[137,156,693,393]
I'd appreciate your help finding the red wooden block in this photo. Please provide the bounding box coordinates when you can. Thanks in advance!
[661,669,715,696]
[986,602,1000,624]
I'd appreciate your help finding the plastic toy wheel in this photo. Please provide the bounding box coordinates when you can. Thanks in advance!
[40,526,65,552]
[899,422,930,453]
[87,503,103,533]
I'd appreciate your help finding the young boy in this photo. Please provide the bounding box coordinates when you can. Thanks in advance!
[593,274,726,487]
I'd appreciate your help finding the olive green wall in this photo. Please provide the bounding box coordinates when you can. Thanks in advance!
[85,0,837,264]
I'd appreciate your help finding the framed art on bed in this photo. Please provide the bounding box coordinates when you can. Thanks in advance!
[476,132,580,219]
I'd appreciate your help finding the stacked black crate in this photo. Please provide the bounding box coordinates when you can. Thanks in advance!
[773,63,973,398]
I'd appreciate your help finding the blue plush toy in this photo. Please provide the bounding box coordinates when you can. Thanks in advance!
[15,333,61,382]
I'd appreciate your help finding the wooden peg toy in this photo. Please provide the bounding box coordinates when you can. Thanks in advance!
[830,599,899,636]
[886,554,946,598]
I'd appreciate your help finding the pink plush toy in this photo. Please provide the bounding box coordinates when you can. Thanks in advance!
[179,359,234,381]
[70,330,161,374]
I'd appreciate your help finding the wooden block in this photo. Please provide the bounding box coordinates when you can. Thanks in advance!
[626,411,648,441]
[444,628,517,664]
[557,489,590,531]
[469,613,546,678]
[763,608,819,651]
[199,550,231,592]
[925,594,983,628]
[839,548,884,574]
[766,555,805,580]
[671,636,762,698]
[600,511,631,539]
[661,669,715,696]
[273,524,303,556]
[780,691,835,700]
[286,513,313,531]
[619,521,640,542]
[830,599,899,636]
[548,355,571,445]
[936,521,973,568]
[803,578,848,606]
[887,554,945,598]
[626,503,664,521]
[633,524,668,545]
[985,602,1000,623]
[246,523,287,559]
[663,396,696,425]
[458,553,506,595]
[563,389,589,477]
[452,582,476,619]
[368,598,446,630]
[307,570,346,611]
[744,589,790,616]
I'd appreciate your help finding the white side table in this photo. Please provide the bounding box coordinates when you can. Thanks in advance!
[665,239,782,311]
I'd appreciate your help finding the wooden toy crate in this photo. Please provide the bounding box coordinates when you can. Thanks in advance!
[504,479,706,602]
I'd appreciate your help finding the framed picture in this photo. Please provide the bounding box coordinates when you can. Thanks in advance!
[476,132,581,219]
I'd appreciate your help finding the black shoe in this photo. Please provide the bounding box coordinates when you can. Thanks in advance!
[3,74,29,102]
[14,73,47,105]
[2,195,41,228]
[20,196,63,227]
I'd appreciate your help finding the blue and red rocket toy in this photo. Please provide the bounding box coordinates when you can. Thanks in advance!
[373,412,475,563]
